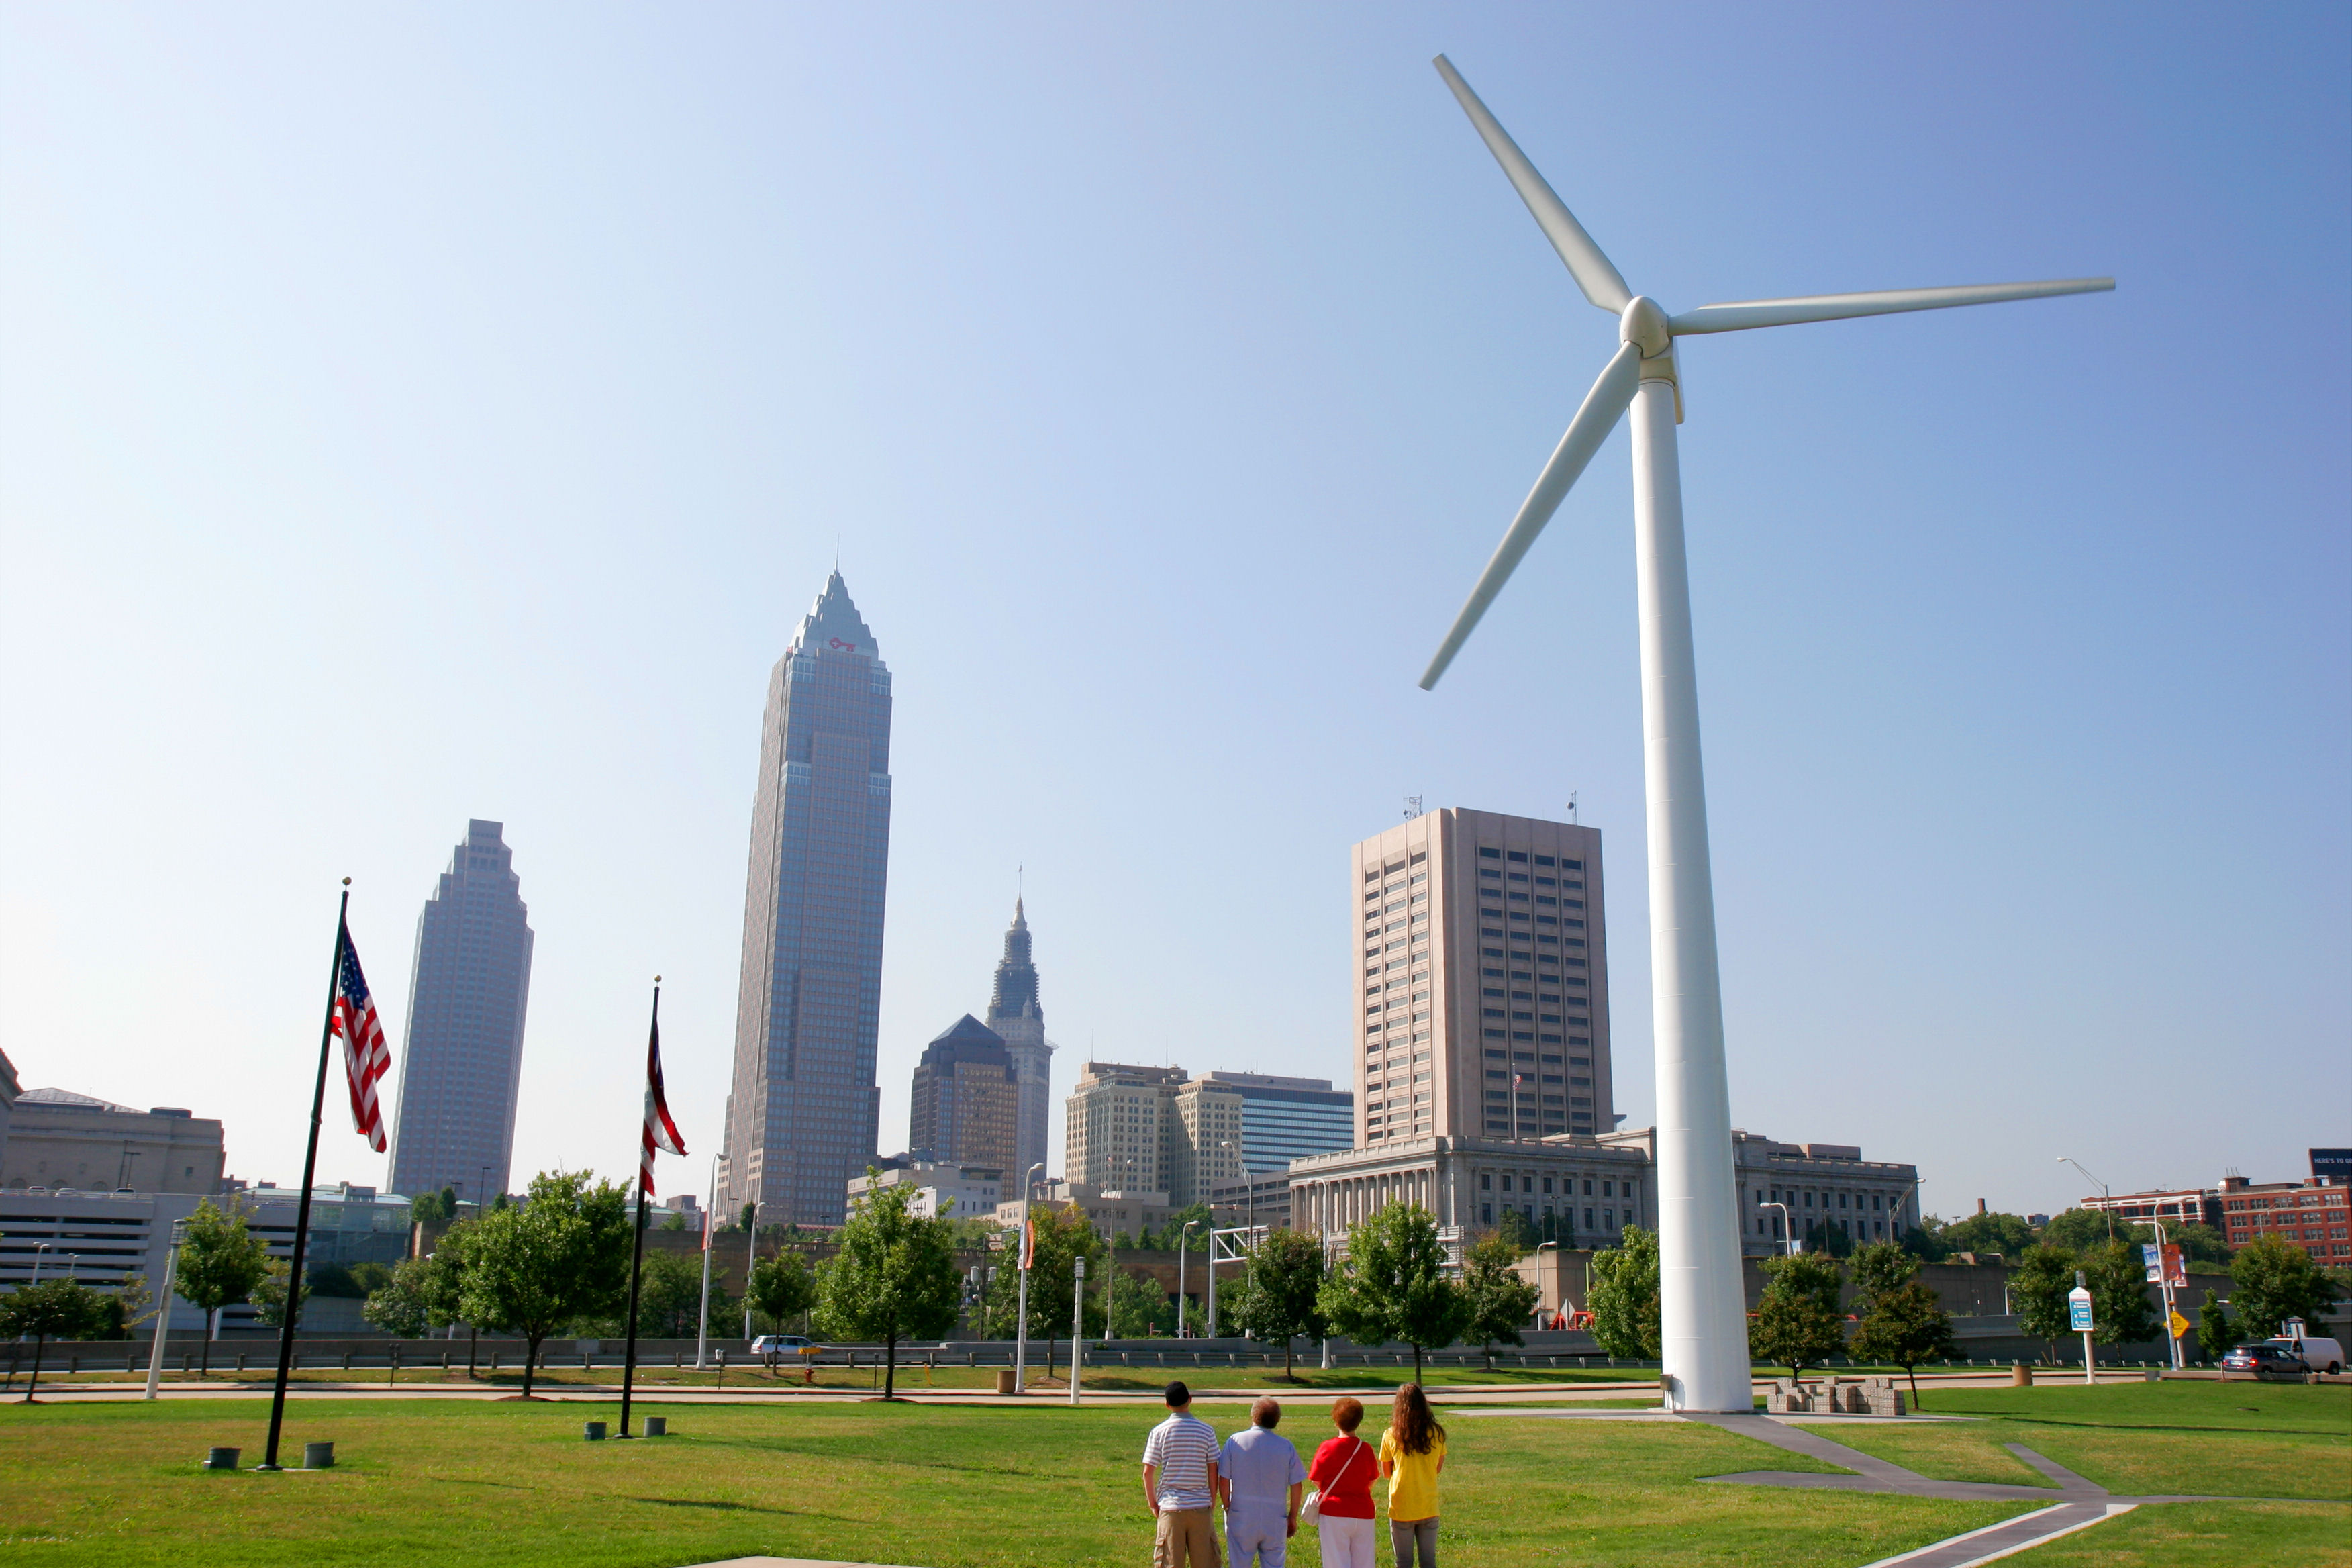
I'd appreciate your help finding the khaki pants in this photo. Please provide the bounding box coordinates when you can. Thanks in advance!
[1155,1506,1220,1568]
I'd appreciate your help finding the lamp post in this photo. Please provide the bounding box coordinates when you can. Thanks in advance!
[2149,1218,2185,1371]
[1759,1201,1797,1256]
[144,1218,189,1402]
[1068,1257,1087,1406]
[1177,1220,1200,1338]
[1013,1161,1043,1393]
[30,1243,53,1283]
[2057,1157,2113,1242]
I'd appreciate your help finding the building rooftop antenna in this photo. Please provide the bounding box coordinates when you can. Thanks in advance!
[1403,795,1424,820]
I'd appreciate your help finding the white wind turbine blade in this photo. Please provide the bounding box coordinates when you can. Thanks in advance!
[1669,277,2113,336]
[1420,341,1644,690]
[1434,55,1632,314]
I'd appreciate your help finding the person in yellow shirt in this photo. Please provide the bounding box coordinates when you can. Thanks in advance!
[1375,1382,1446,1567]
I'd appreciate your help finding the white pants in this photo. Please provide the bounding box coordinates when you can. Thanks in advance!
[1316,1514,1378,1568]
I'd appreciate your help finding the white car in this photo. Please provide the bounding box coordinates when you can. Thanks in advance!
[2267,1336,2344,1374]
[749,1334,820,1357]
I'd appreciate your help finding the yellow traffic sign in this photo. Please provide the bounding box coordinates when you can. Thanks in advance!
[2169,1309,2190,1340]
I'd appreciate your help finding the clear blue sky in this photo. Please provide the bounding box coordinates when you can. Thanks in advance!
[3,3,2345,1222]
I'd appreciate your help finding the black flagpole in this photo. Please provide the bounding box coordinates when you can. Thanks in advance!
[618,979,658,1439]
[260,881,348,1472]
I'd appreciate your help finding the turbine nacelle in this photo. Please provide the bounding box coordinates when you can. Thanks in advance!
[1620,296,1671,359]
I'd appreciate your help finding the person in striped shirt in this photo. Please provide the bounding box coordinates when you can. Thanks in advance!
[1142,1380,1222,1567]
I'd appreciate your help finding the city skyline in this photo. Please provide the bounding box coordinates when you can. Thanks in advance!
[3,9,2343,1214]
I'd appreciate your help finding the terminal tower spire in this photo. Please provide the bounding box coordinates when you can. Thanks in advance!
[985,895,1053,1183]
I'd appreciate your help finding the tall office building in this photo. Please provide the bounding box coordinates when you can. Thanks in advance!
[1197,1071,1354,1171]
[1353,808,1613,1144]
[1064,1061,1184,1198]
[716,573,893,1227]
[983,899,1054,1183]
[386,821,536,1201]
[907,1016,1019,1173]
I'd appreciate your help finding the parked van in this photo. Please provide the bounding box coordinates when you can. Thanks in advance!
[2267,1336,2344,1373]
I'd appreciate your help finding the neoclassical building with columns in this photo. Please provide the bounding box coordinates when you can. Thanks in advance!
[1290,1126,1916,1260]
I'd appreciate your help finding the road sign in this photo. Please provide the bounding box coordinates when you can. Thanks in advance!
[2169,1308,2190,1340]
[2068,1286,2094,1333]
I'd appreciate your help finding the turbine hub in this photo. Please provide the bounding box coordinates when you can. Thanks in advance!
[1621,296,1672,358]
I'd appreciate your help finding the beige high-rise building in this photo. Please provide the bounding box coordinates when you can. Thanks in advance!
[1063,1062,1255,1207]
[1064,1062,1183,1197]
[1354,807,1614,1144]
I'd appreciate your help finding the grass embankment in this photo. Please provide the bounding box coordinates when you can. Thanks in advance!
[0,1398,2006,1568]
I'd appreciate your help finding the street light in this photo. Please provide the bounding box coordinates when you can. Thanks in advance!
[2057,1157,2114,1241]
[1177,1220,1201,1339]
[1013,1161,1044,1392]
[1758,1201,1798,1256]
[146,1218,190,1401]
[30,1242,54,1283]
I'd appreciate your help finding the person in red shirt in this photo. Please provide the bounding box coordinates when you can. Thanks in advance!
[1306,1396,1379,1568]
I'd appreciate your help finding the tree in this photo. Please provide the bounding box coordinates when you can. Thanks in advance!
[250,1256,311,1329]
[458,1169,632,1397]
[634,1252,709,1338]
[364,1232,469,1346]
[2037,1208,2118,1253]
[1105,1263,1171,1339]
[1846,1242,1955,1406]
[2011,1246,2079,1363]
[748,1248,818,1334]
[0,1279,111,1400]
[1585,1224,1661,1361]
[174,1197,272,1374]
[2081,1239,2161,1349]
[1750,1250,1847,1382]
[981,1203,1107,1374]
[1459,1234,1540,1371]
[1317,1200,1467,1381]
[411,1187,459,1227]
[1936,1210,2038,1259]
[1899,1222,1953,1263]
[2228,1236,2344,1341]
[1220,1228,1328,1377]
[1493,1209,1539,1255]
[812,1176,961,1398]
[738,1202,758,1234]
[2196,1292,2235,1363]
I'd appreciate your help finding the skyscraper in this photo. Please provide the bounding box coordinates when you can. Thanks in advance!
[716,572,893,1226]
[983,899,1054,1182]
[386,820,535,1202]
[906,1015,1018,1173]
[1353,807,1614,1144]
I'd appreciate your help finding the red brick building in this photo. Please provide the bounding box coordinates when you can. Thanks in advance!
[2218,1175,2351,1261]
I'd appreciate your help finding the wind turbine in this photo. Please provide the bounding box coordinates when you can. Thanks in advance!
[1418,54,2110,1414]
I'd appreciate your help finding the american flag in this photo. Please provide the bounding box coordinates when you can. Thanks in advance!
[332,922,391,1152]
[640,997,687,1197]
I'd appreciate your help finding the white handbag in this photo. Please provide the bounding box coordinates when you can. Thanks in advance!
[1299,1437,1368,1524]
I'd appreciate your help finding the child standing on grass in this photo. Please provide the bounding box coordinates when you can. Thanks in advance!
[1306,1396,1379,1568]
[1142,1379,1223,1568]
[1377,1383,1445,1568]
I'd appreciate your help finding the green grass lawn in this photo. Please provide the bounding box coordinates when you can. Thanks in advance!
[0,1398,2009,1568]
[0,1381,2340,1567]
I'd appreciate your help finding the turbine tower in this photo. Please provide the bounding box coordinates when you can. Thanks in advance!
[1418,55,2110,1413]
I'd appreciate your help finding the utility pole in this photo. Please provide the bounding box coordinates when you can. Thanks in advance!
[1014,1161,1042,1392]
